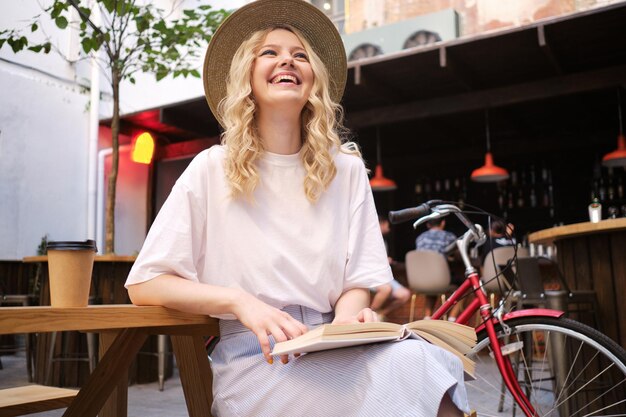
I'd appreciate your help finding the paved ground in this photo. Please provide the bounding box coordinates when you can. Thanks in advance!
[1,341,513,417]
[0,350,188,417]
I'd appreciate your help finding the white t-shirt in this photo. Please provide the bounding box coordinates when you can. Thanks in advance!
[125,145,392,318]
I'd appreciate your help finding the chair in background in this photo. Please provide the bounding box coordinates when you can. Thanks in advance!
[515,256,601,328]
[0,294,37,382]
[405,250,457,321]
[481,246,529,304]
[45,296,97,386]
[0,261,41,382]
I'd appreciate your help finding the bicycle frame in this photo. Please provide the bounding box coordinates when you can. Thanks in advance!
[432,267,564,417]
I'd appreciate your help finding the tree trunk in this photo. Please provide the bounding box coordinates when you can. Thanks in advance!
[105,68,121,254]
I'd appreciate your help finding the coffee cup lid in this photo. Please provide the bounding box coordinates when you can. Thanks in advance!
[46,239,97,252]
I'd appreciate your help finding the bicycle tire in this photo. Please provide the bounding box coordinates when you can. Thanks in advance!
[466,316,626,417]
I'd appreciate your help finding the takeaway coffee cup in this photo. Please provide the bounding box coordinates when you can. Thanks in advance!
[46,240,97,307]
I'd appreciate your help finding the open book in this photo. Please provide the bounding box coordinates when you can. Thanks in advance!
[272,320,477,379]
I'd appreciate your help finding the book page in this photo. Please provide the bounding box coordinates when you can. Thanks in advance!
[405,320,476,353]
[410,329,476,380]
[272,334,401,356]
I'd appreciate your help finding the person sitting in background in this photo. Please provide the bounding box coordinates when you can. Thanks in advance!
[371,216,411,320]
[415,218,461,320]
[370,280,412,320]
[479,219,516,263]
[415,218,457,254]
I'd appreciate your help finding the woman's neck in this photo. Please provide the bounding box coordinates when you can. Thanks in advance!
[256,108,302,155]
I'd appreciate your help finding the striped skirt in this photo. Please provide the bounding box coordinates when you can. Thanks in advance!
[210,305,469,417]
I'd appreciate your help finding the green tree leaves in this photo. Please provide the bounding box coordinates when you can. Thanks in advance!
[1,0,229,82]
[55,16,68,29]
[0,0,230,254]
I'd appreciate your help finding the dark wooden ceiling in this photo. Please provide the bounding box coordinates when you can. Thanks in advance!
[113,2,626,166]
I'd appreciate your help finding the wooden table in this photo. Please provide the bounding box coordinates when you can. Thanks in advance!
[529,218,626,348]
[0,305,218,417]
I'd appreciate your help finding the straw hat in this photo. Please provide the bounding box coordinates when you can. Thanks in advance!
[202,0,347,126]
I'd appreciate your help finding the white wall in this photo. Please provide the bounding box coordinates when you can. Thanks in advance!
[0,61,90,258]
[0,0,247,259]
[0,1,92,259]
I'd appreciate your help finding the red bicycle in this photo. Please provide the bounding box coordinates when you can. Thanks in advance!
[389,201,626,417]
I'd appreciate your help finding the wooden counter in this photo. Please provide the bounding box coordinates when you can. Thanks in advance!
[528,217,626,245]
[529,219,626,348]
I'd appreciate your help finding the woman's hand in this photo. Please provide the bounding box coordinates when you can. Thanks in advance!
[333,307,379,324]
[232,291,308,365]
[333,288,379,324]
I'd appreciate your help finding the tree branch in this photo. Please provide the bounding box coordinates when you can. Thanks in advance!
[117,1,134,52]
[66,0,114,60]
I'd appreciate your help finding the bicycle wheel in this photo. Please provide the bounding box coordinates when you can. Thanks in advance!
[466,316,626,417]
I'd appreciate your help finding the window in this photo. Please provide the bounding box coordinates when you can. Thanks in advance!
[310,0,346,33]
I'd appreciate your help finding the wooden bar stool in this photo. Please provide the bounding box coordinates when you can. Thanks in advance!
[45,296,97,386]
[0,294,37,382]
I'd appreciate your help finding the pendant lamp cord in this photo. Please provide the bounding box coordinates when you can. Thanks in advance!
[485,110,491,152]
[618,87,623,135]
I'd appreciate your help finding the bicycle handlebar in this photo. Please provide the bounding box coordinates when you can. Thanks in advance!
[388,200,441,224]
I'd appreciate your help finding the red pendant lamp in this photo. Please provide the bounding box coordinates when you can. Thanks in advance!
[369,127,397,191]
[471,110,509,183]
[602,88,626,168]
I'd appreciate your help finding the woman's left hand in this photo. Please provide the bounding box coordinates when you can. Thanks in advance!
[333,307,379,324]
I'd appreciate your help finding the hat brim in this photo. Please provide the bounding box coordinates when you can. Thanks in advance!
[203,0,347,127]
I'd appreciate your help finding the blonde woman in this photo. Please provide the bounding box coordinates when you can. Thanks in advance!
[126,1,468,416]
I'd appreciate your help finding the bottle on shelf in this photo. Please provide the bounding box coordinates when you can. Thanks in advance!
[458,178,467,206]
[529,188,537,208]
[548,184,555,218]
[498,191,505,210]
[542,186,550,208]
[598,178,607,203]
[415,181,423,198]
[588,197,602,223]
[607,167,615,202]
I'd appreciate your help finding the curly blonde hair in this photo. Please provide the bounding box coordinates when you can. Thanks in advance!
[217,25,360,202]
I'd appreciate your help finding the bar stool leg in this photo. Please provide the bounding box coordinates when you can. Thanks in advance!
[158,334,167,391]
[46,332,58,386]
[25,333,33,382]
[86,332,97,373]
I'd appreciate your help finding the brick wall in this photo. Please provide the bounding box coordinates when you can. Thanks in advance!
[344,0,617,36]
